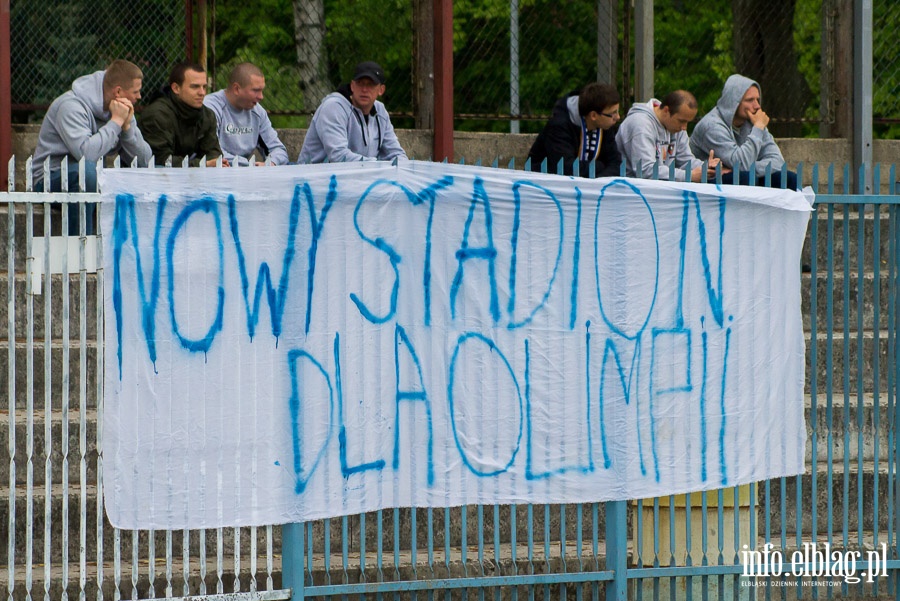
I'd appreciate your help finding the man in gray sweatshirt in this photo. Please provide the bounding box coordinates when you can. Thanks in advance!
[32,59,152,234]
[204,63,288,166]
[689,74,798,190]
[615,90,721,183]
[32,59,152,192]
[298,61,407,163]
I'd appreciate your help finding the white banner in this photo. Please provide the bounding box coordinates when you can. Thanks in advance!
[100,161,811,530]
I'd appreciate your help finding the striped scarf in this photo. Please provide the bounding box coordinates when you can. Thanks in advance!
[580,118,602,162]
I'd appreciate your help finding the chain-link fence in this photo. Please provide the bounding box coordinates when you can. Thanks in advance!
[208,0,414,128]
[454,0,620,133]
[873,0,900,133]
[438,0,827,134]
[9,0,185,118]
[7,0,899,136]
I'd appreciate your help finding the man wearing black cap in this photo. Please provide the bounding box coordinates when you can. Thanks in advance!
[298,61,407,163]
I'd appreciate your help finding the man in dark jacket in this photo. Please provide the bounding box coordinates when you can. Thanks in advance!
[527,83,622,176]
[141,62,227,167]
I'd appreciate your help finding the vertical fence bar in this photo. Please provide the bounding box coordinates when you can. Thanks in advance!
[250,526,258,593]
[856,168,866,585]
[234,527,241,593]
[890,197,897,596]
[266,525,273,591]
[6,180,17,601]
[25,199,34,601]
[60,193,70,600]
[889,169,898,600]
[79,199,88,601]
[810,165,820,574]
[199,528,206,594]
[216,527,224,594]
[826,165,836,569]
[96,196,104,601]
[444,507,451,601]
[605,501,626,601]
[592,503,599,601]
[42,201,51,601]
[841,169,852,599]
[872,164,883,596]
[182,530,190,596]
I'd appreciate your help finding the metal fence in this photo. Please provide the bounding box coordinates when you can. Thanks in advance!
[7,0,899,134]
[3,158,900,600]
[9,0,184,113]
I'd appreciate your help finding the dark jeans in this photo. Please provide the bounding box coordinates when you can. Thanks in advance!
[34,160,98,235]
[716,168,800,191]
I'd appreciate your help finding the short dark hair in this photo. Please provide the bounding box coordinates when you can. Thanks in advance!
[660,90,697,113]
[169,61,206,86]
[578,83,619,117]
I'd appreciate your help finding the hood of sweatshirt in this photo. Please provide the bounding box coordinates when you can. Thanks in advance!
[622,99,666,139]
[566,95,580,126]
[715,74,760,125]
[70,71,108,120]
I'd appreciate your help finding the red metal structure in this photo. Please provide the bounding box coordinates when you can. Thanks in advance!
[1,0,11,190]
[433,0,453,161]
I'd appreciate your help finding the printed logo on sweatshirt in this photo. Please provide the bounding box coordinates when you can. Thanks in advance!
[225,123,254,135]
[655,140,676,162]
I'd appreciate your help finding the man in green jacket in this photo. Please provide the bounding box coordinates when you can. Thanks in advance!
[141,61,227,167]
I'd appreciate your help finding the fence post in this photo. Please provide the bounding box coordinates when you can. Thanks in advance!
[281,522,305,601]
[605,500,627,601]
[1,0,11,191]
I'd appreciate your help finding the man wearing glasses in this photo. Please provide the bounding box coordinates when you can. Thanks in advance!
[528,82,622,177]
[616,90,722,183]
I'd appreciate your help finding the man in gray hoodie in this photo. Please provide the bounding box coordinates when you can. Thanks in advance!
[32,59,152,192]
[298,61,407,163]
[616,90,721,183]
[32,59,152,234]
[689,74,798,190]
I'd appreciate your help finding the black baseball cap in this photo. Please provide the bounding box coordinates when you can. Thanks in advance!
[352,61,385,85]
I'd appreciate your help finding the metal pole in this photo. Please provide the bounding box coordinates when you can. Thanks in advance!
[597,0,617,84]
[634,0,653,101]
[281,523,305,601]
[1,0,11,191]
[852,0,872,193]
[433,0,454,161]
[185,0,194,62]
[510,0,519,134]
[605,501,628,601]
[198,0,208,70]
[413,0,435,130]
